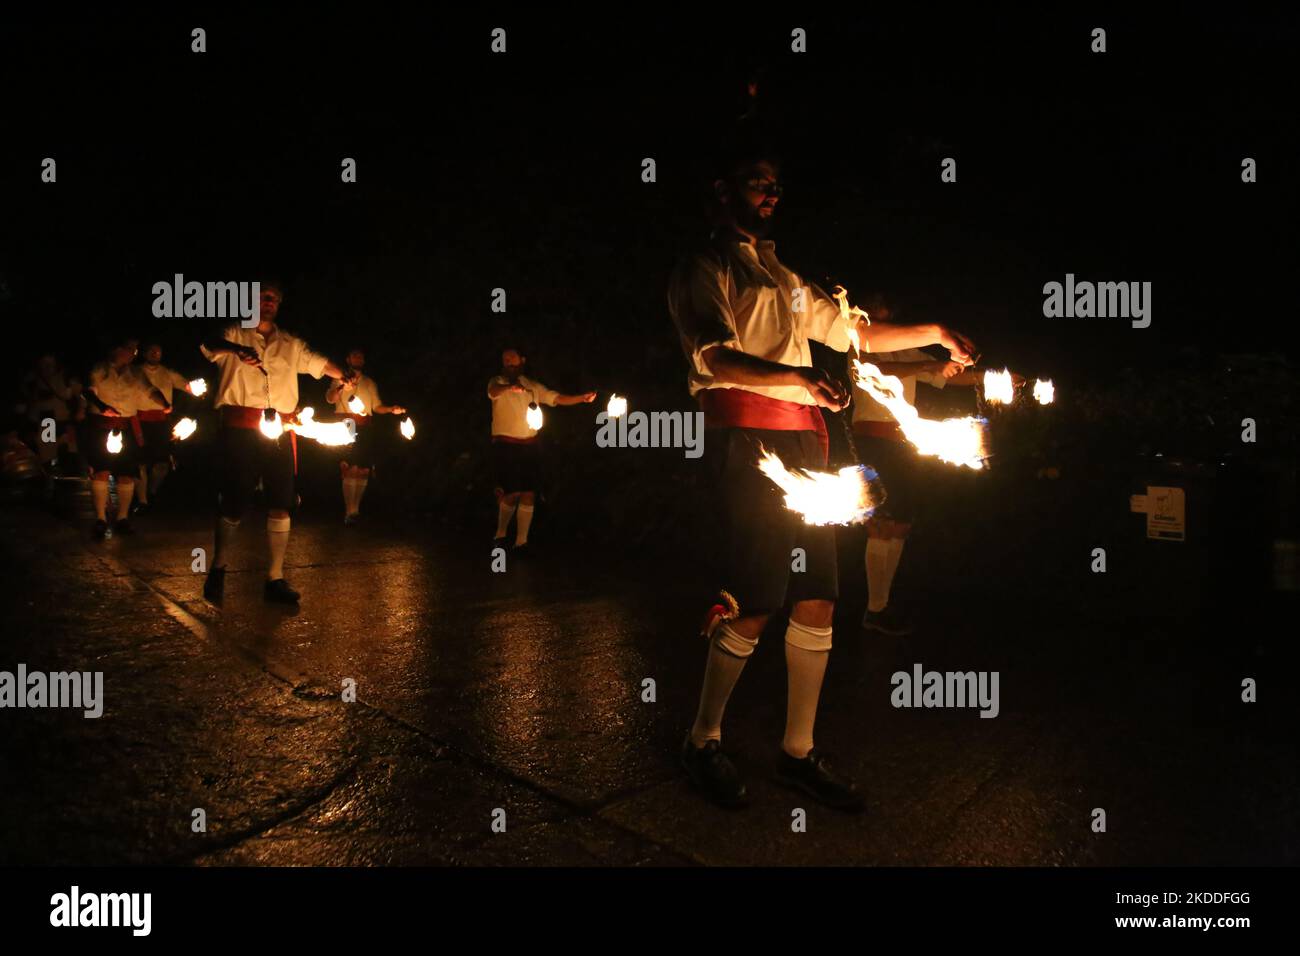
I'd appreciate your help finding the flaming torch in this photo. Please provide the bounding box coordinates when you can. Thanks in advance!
[399,416,415,440]
[983,369,1015,404]
[854,359,988,470]
[189,378,207,397]
[1033,379,1055,405]
[606,394,628,418]
[526,402,544,431]
[347,395,365,414]
[758,449,880,526]
[259,410,284,440]
[106,430,123,454]
[172,418,197,441]
[290,407,356,446]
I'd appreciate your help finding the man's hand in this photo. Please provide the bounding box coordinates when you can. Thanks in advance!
[937,328,978,367]
[235,345,262,368]
[797,367,850,412]
[388,405,406,416]
[580,391,597,403]
[939,360,967,379]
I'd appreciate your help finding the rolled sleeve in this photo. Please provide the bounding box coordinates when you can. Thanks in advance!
[532,380,561,407]
[668,254,742,377]
[802,281,853,353]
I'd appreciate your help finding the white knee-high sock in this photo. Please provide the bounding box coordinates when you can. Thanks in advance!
[883,538,906,600]
[866,537,891,612]
[783,619,832,758]
[690,623,754,747]
[267,514,291,580]
[495,499,516,539]
[213,516,239,568]
[91,479,109,521]
[514,504,535,545]
[115,480,135,519]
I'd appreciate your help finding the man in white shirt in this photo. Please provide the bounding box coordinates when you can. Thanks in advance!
[487,348,595,552]
[134,342,201,511]
[326,347,406,525]
[668,128,978,810]
[198,281,356,605]
[84,341,170,538]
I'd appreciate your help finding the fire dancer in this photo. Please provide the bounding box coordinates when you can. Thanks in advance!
[198,281,357,605]
[326,347,406,525]
[84,340,170,538]
[849,328,984,634]
[133,342,201,512]
[487,348,595,553]
[668,129,978,809]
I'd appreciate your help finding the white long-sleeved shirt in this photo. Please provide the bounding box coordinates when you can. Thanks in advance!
[330,372,383,417]
[487,374,559,439]
[667,235,854,405]
[137,363,191,409]
[200,323,330,413]
[851,348,948,424]
[87,363,156,417]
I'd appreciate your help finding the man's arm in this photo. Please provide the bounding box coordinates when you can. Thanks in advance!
[701,346,849,410]
[856,321,978,366]
[487,379,522,400]
[553,392,597,406]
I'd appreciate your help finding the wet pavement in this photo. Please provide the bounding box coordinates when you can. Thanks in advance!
[1,499,1295,866]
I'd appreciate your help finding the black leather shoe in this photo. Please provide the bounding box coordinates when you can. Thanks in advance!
[680,733,748,808]
[775,748,865,812]
[113,518,136,536]
[264,577,301,605]
[92,519,109,539]
[203,567,226,604]
[862,605,913,636]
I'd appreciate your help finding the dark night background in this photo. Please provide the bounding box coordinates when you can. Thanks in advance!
[2,9,1296,598]
[0,9,1298,879]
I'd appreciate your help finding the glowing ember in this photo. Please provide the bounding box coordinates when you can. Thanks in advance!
[189,378,207,397]
[983,368,1015,404]
[854,360,987,470]
[347,395,365,414]
[259,411,284,440]
[757,448,879,526]
[105,430,123,454]
[606,394,628,418]
[172,418,197,441]
[399,417,415,440]
[289,406,355,446]
[1033,379,1055,405]
[526,402,543,430]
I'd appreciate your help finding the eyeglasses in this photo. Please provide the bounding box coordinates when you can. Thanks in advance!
[743,178,784,197]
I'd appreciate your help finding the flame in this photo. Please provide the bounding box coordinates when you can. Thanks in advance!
[1033,379,1055,405]
[259,411,284,439]
[757,448,880,526]
[854,359,987,469]
[526,403,543,430]
[105,430,123,454]
[172,418,197,441]
[831,285,870,350]
[399,417,415,440]
[288,406,355,446]
[983,368,1015,404]
[189,378,207,397]
[606,394,627,418]
[347,395,365,414]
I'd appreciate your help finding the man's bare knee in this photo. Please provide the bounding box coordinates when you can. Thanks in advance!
[791,599,834,629]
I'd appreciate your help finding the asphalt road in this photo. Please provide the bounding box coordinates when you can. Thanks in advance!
[0,496,1294,866]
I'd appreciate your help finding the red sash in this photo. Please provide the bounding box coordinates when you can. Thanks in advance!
[137,409,169,423]
[852,419,906,443]
[698,388,829,465]
[492,434,539,446]
[343,413,369,428]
